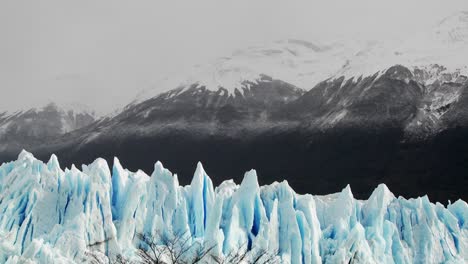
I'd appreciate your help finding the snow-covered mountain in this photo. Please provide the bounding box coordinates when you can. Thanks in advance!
[0,151,466,263]
[0,103,95,154]
[132,39,351,103]
[104,11,468,138]
[134,11,468,105]
[333,12,468,83]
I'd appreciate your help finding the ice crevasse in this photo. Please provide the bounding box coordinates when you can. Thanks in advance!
[0,150,466,263]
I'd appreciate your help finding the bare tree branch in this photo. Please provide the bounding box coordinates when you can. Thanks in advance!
[85,230,279,264]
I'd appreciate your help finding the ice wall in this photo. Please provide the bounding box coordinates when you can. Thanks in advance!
[0,151,466,263]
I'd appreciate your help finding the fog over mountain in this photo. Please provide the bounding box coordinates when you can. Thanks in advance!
[1,0,468,114]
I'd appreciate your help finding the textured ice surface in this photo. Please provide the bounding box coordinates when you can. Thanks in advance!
[0,151,467,263]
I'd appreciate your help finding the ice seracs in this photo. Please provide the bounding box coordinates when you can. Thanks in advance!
[0,151,467,263]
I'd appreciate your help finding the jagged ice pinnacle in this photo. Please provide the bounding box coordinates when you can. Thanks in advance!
[0,151,466,263]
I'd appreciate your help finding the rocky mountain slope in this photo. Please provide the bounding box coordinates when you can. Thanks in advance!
[0,103,95,155]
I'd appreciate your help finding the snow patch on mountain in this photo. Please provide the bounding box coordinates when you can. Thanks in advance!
[134,11,468,106]
[133,39,357,102]
[0,151,466,263]
[0,101,96,120]
[0,103,96,146]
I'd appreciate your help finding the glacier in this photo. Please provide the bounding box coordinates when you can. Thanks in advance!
[0,151,466,263]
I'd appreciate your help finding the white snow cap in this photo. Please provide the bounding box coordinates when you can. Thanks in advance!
[135,11,468,105]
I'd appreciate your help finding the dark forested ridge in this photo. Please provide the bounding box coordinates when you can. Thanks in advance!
[1,124,465,203]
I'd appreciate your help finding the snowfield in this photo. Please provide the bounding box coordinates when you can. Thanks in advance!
[0,151,466,263]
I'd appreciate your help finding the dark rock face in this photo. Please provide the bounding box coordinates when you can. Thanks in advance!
[1,67,468,203]
[280,65,424,128]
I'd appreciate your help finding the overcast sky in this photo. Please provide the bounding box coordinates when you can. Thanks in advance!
[1,0,468,114]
